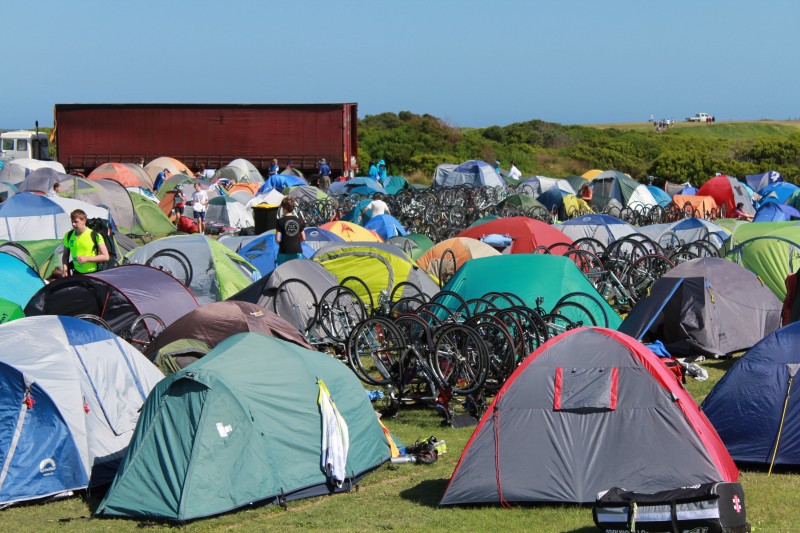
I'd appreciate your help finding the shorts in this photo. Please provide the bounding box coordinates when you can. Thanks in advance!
[277,252,303,265]
[193,210,206,221]
[174,205,185,215]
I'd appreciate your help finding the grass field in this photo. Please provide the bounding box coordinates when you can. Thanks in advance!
[586,119,800,140]
[2,353,799,532]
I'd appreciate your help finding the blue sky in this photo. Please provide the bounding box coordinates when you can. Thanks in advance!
[5,0,798,129]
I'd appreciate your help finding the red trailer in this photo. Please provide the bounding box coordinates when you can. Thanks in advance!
[53,103,359,177]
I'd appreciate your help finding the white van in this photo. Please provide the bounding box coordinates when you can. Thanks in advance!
[0,130,50,161]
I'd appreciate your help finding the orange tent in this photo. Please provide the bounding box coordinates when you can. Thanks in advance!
[672,194,719,217]
[228,182,259,195]
[144,157,192,184]
[416,237,500,278]
[320,221,383,242]
[88,162,153,188]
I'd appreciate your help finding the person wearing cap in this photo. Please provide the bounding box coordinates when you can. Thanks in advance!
[376,159,387,186]
[318,158,331,193]
[154,168,171,192]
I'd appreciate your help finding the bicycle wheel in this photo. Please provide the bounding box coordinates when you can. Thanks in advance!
[627,254,676,301]
[390,281,426,302]
[554,291,610,329]
[430,323,488,395]
[347,317,404,386]
[127,313,167,352]
[75,314,112,331]
[466,314,515,392]
[549,301,597,328]
[317,285,367,344]
[145,249,193,286]
[542,312,577,338]
[272,278,319,335]
[429,290,470,320]
[339,275,374,315]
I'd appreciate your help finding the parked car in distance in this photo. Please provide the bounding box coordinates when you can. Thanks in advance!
[686,112,713,122]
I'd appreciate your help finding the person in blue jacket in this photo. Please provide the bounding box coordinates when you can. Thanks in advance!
[377,159,387,185]
[368,160,378,180]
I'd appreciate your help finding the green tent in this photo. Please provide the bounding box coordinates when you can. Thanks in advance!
[441,254,621,329]
[383,176,409,195]
[0,296,25,324]
[725,221,800,300]
[387,233,435,260]
[96,333,391,521]
[128,192,177,235]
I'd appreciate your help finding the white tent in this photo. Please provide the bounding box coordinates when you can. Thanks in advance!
[0,192,111,240]
[0,159,66,186]
[0,316,163,493]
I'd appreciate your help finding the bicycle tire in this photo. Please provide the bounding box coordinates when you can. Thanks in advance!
[339,275,374,315]
[429,290,470,320]
[390,281,426,302]
[127,313,167,352]
[347,317,404,386]
[553,291,610,329]
[465,314,516,392]
[430,323,488,395]
[145,249,193,286]
[75,313,112,331]
[317,285,366,344]
[548,301,597,328]
[272,278,319,335]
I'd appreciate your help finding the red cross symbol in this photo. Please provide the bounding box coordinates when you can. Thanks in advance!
[733,494,742,513]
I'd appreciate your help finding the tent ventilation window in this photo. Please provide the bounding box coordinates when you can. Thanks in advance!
[554,367,618,412]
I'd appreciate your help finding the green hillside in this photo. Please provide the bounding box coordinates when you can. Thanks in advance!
[359,113,800,186]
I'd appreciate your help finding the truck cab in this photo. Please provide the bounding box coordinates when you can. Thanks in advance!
[686,113,712,122]
[0,130,50,161]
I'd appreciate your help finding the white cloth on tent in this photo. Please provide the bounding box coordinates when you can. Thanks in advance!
[317,379,349,487]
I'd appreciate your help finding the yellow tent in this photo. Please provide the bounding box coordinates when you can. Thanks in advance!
[582,169,604,180]
[320,221,383,242]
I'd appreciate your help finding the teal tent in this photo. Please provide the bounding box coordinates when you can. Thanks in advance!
[96,333,391,520]
[442,254,621,329]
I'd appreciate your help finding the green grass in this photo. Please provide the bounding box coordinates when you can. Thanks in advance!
[586,119,800,140]
[2,354,799,532]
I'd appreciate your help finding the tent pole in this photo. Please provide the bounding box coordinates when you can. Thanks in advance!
[768,375,794,475]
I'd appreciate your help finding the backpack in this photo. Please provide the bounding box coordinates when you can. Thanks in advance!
[66,218,119,271]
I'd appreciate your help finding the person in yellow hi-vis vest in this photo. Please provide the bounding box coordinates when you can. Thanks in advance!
[61,209,109,275]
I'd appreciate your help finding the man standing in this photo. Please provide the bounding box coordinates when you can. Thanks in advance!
[508,160,522,180]
[154,168,171,192]
[61,209,109,275]
[192,182,209,234]
[318,158,331,193]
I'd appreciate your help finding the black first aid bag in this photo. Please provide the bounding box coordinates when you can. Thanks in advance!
[593,482,750,533]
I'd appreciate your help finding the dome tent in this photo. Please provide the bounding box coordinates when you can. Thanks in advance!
[440,327,737,506]
[125,234,259,305]
[702,322,800,466]
[0,315,164,506]
[619,258,781,357]
[144,300,312,374]
[96,333,392,521]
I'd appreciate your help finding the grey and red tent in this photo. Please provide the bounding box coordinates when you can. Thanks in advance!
[440,327,737,506]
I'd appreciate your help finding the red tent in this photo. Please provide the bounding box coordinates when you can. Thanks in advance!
[697,175,754,215]
[456,216,573,254]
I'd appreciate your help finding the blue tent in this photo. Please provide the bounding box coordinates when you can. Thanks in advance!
[702,322,800,465]
[341,199,373,224]
[753,202,800,223]
[433,160,505,188]
[0,360,87,505]
[678,185,698,195]
[237,231,316,276]
[258,173,307,194]
[363,214,407,240]
[536,188,569,214]
[757,181,799,206]
[646,185,672,207]
[331,177,387,197]
[556,213,639,246]
[745,170,783,192]
[303,226,345,252]
[0,252,44,307]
